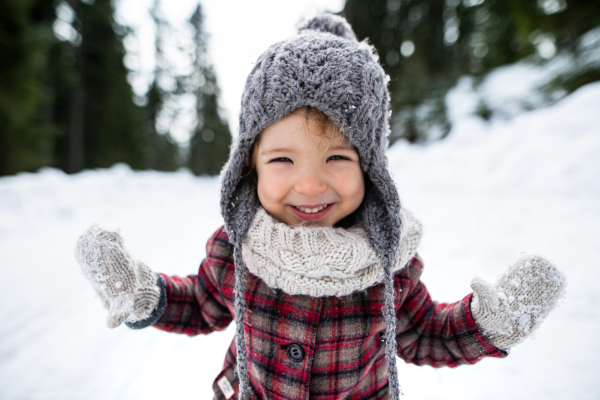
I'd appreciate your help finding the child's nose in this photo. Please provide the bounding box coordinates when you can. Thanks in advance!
[294,172,327,196]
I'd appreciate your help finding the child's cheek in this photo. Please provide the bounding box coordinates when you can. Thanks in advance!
[335,166,365,205]
[257,167,289,202]
[329,164,364,186]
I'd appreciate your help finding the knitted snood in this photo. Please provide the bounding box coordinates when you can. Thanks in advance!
[242,207,423,297]
[470,255,567,350]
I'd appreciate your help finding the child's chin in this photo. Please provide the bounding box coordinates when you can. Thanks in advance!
[285,214,333,228]
[298,220,332,228]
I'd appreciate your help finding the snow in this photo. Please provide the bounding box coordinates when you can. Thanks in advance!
[1,65,600,398]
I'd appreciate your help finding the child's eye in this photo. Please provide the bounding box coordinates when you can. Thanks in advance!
[269,157,292,163]
[328,155,350,161]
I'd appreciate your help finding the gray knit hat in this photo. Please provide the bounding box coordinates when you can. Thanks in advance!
[220,14,402,400]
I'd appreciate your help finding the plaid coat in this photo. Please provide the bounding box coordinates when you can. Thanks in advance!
[153,227,507,400]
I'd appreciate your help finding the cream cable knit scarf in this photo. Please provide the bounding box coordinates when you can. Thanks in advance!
[242,207,423,297]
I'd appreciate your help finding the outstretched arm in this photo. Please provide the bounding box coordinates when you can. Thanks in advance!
[395,279,506,368]
[74,225,233,335]
[395,255,566,367]
[141,228,235,335]
[151,256,233,335]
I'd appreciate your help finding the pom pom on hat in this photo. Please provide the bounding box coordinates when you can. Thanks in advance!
[298,14,358,41]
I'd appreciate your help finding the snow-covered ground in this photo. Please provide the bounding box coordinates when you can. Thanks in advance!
[1,67,599,399]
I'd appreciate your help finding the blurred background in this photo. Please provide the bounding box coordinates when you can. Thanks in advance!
[1,0,600,399]
[2,0,599,176]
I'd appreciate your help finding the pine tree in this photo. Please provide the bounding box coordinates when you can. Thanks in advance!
[74,0,147,170]
[144,0,181,172]
[187,4,232,176]
[0,0,57,175]
[50,0,85,173]
[47,0,149,172]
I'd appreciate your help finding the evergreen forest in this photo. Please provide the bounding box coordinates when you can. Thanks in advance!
[0,0,231,176]
[342,0,600,143]
[1,0,599,176]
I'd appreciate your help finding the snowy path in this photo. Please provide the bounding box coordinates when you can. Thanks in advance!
[1,82,599,399]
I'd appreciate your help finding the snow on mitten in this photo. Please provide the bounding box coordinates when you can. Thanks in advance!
[74,225,162,328]
[470,255,567,350]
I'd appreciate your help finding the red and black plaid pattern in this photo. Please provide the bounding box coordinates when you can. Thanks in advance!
[154,227,507,400]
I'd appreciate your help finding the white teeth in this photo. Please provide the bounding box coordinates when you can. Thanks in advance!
[294,204,328,214]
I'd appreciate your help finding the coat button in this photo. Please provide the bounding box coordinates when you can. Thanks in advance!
[287,343,305,362]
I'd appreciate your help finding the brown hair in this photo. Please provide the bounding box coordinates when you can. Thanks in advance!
[247,106,344,181]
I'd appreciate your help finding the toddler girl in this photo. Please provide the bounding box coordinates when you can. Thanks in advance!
[75,14,566,400]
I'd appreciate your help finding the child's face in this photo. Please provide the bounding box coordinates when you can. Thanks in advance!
[255,112,364,227]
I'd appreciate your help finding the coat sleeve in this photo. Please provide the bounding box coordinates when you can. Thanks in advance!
[151,228,234,336]
[395,255,508,367]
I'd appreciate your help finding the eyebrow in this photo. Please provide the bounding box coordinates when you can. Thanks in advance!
[328,144,354,151]
[260,147,295,155]
[260,144,355,155]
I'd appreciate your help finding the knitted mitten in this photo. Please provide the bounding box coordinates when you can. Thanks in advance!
[470,255,567,350]
[74,225,162,328]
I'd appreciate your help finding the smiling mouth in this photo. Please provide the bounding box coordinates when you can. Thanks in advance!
[292,204,329,214]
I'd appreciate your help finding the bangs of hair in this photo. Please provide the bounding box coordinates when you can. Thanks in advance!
[292,106,344,141]
[247,106,345,181]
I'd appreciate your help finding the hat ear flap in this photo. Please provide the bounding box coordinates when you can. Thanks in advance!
[222,177,260,243]
[359,167,401,258]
